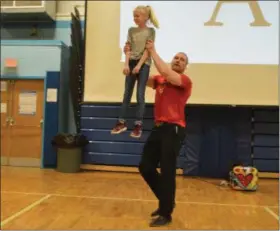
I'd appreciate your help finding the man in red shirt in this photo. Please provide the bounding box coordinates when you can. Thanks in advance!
[138,40,192,227]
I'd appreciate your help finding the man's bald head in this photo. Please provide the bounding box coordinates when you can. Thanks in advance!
[171,52,188,73]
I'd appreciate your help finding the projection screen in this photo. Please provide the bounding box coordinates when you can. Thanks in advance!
[84,1,278,106]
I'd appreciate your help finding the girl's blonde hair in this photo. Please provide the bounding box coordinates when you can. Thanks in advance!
[134,5,160,28]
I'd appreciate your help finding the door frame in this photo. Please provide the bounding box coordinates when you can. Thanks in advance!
[1,73,60,168]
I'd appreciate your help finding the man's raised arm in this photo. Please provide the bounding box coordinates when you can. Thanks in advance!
[146,40,183,87]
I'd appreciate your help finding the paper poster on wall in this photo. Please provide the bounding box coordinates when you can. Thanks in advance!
[1,103,7,113]
[18,91,37,115]
[1,81,7,92]
[46,88,58,102]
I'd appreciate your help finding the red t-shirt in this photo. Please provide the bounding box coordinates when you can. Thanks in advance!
[153,74,192,127]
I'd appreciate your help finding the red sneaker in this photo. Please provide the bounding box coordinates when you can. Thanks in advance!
[111,121,127,134]
[130,124,142,138]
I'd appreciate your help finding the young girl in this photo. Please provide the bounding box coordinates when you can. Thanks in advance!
[111,5,159,138]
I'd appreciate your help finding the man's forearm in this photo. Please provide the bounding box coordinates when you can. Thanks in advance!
[150,49,170,77]
[149,49,183,86]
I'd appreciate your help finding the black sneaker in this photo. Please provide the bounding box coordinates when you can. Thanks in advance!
[151,208,160,217]
[149,216,172,227]
[151,203,176,217]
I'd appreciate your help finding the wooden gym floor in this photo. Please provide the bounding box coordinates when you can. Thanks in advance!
[1,166,279,230]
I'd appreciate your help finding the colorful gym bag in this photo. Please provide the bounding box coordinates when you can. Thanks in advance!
[229,166,258,191]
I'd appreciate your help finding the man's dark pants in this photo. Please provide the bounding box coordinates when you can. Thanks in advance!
[139,122,185,217]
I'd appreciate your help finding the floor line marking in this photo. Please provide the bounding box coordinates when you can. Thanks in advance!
[1,190,278,209]
[1,191,47,196]
[51,193,278,208]
[264,207,279,221]
[0,194,51,227]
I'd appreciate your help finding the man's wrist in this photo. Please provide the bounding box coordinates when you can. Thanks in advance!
[149,49,156,56]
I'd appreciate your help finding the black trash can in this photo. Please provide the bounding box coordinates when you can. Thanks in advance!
[52,133,89,173]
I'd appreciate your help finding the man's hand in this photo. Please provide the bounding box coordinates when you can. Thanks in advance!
[123,42,131,54]
[146,40,155,53]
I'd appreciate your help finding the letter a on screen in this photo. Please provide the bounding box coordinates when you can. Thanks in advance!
[204,1,271,27]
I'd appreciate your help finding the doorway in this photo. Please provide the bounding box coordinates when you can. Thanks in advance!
[1,79,44,167]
